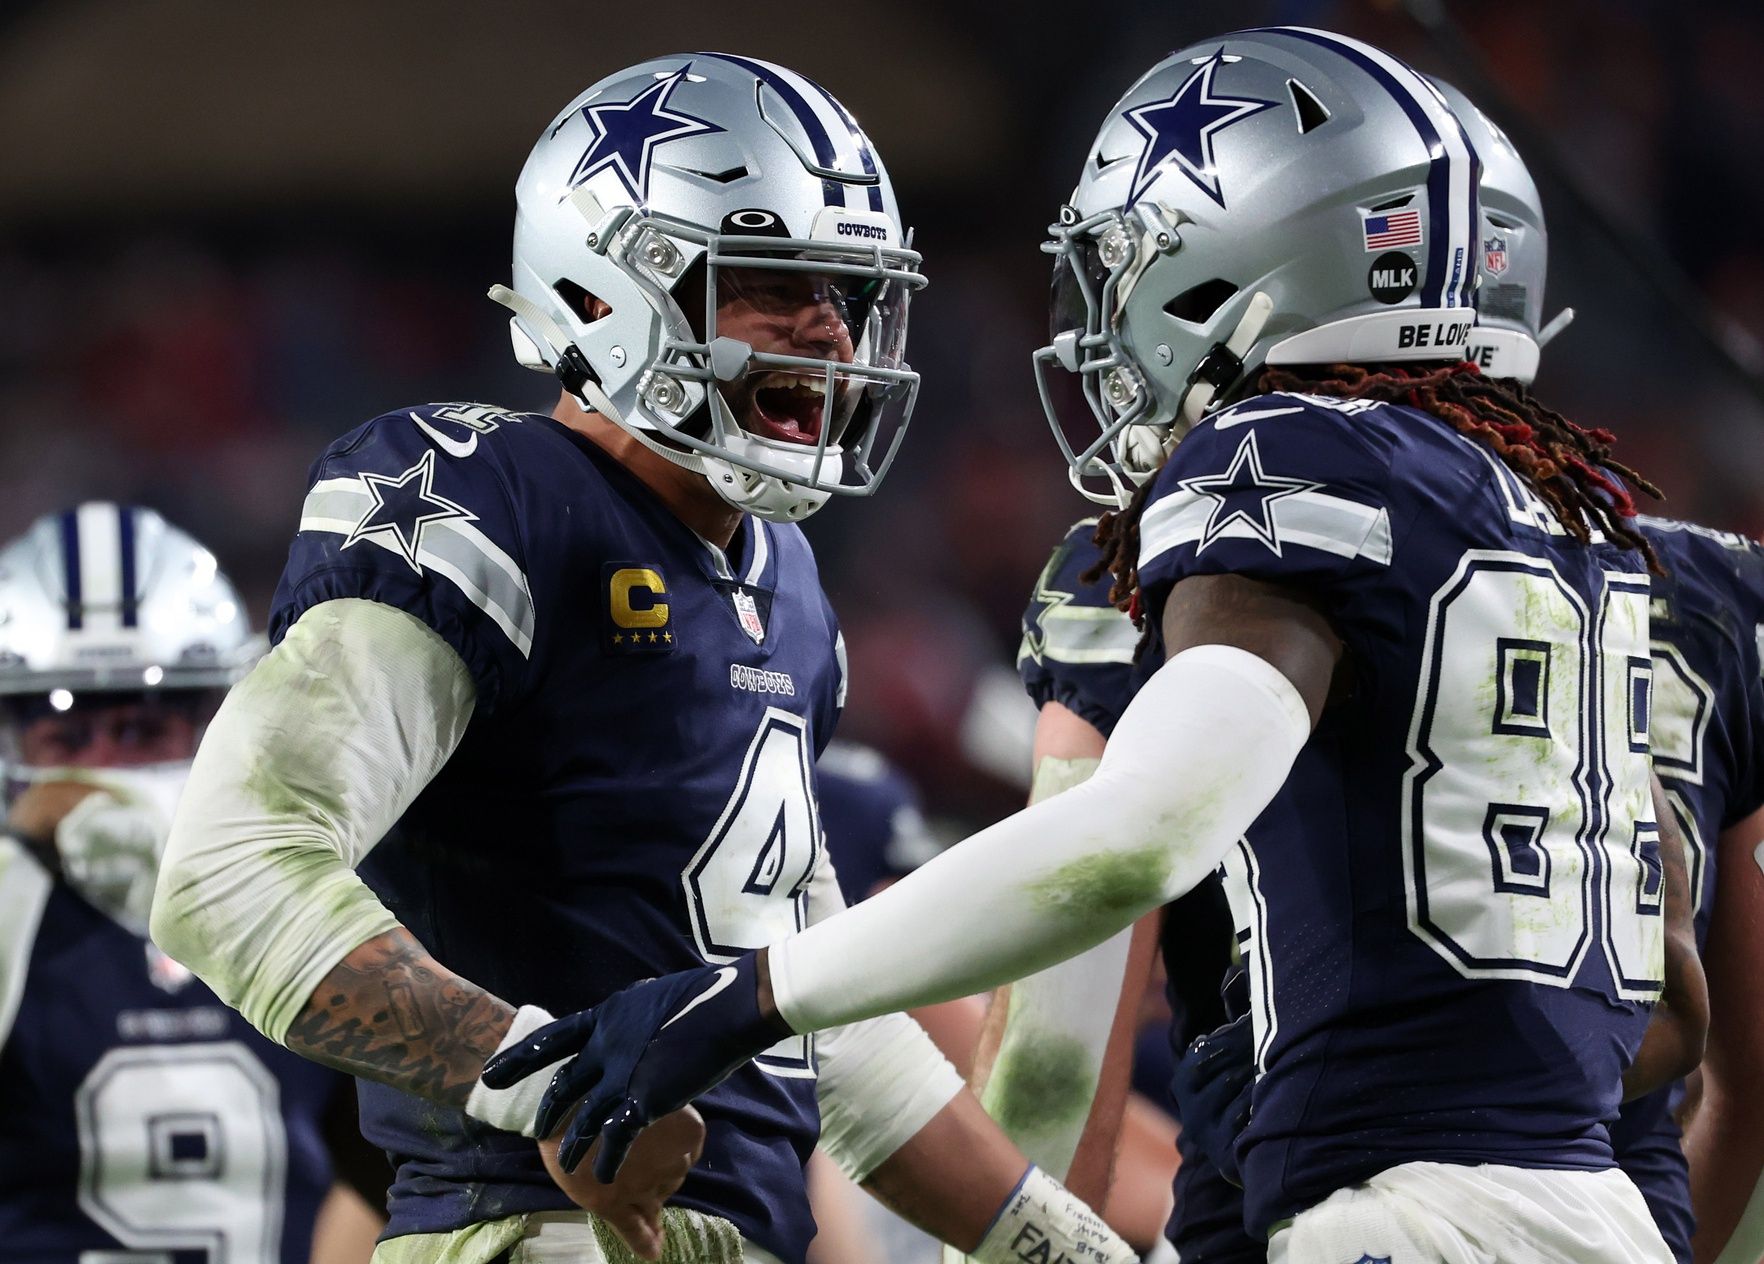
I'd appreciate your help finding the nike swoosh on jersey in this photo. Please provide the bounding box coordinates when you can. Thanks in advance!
[661,966,739,1030]
[1212,405,1305,429]
[411,412,479,457]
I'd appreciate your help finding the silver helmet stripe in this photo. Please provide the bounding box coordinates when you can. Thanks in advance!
[1265,27,1482,310]
[73,501,125,633]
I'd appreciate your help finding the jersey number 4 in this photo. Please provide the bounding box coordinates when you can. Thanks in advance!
[1403,551,1664,997]
[683,708,822,1075]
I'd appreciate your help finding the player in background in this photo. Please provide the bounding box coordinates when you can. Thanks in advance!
[1443,78,1764,1264]
[1628,516,1764,1264]
[0,503,377,1263]
[810,741,972,1264]
[486,29,1707,1264]
[1000,514,1257,1264]
[152,55,1135,1264]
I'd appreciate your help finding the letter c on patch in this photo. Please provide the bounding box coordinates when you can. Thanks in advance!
[610,568,669,628]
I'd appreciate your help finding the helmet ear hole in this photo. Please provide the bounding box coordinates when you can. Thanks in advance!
[1165,279,1240,325]
[553,281,611,323]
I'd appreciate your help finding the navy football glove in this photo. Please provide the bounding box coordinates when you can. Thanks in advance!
[480,953,789,1181]
[1171,1010,1254,1188]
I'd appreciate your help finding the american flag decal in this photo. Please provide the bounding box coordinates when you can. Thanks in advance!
[1363,209,1423,251]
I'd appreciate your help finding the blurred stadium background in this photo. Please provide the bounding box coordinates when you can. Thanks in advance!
[2,0,1760,828]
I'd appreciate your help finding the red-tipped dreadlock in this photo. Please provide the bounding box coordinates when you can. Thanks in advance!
[1083,362,1663,620]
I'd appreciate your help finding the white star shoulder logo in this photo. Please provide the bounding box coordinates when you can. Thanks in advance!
[1177,430,1321,556]
[341,448,476,571]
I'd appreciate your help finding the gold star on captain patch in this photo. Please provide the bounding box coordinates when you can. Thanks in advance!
[611,633,624,644]
[648,631,660,643]
[663,631,673,643]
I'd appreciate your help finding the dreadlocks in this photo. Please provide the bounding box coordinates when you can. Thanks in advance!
[1083,361,1662,622]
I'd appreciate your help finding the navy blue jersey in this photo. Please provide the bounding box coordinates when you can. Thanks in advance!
[1017,518,1148,738]
[815,741,939,906]
[1608,517,1764,1261]
[270,403,843,1262]
[0,840,336,1263]
[1019,519,1261,1262]
[1135,392,1661,1236]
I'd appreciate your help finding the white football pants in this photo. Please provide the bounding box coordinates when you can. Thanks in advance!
[512,1211,786,1263]
[1267,1161,1671,1264]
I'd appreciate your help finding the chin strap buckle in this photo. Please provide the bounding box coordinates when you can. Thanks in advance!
[556,345,597,395]
[1189,341,1244,392]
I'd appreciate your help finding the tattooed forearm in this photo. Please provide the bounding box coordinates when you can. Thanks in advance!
[283,927,516,1106]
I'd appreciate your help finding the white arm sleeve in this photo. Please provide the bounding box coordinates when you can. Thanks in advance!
[150,597,476,1041]
[978,755,1132,1181]
[803,851,965,1183]
[771,644,1309,1032]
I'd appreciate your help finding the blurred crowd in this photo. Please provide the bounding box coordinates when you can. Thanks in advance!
[1,0,1760,830]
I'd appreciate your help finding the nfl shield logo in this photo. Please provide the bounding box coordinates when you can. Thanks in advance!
[732,589,765,644]
[1483,235,1509,277]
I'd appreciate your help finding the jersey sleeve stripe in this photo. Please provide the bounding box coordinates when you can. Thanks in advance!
[1035,605,1140,665]
[0,840,53,1048]
[1139,486,1395,569]
[297,479,537,657]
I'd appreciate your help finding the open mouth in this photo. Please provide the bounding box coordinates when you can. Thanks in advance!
[747,377,828,445]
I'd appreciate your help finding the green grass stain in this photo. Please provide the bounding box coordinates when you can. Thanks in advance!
[591,1206,741,1264]
[986,1034,1095,1140]
[1025,844,1172,922]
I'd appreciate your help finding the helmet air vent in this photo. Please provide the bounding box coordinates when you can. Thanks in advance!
[664,164,751,185]
[1165,279,1240,325]
[1369,194,1413,212]
[1286,79,1331,134]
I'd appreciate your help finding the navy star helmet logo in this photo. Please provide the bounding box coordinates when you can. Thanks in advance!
[341,448,475,571]
[1123,49,1277,209]
[569,67,726,202]
[1179,430,1320,556]
[1350,1256,1393,1264]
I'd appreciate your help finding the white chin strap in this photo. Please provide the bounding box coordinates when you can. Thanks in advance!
[488,283,832,523]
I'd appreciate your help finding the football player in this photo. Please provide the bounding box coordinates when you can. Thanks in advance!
[1433,80,1764,1264]
[1160,79,1764,1264]
[151,55,1135,1264]
[0,503,374,1262]
[1004,510,1256,1264]
[486,30,1708,1264]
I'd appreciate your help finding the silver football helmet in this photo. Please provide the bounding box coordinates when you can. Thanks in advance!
[1436,80,1571,385]
[1036,28,1486,504]
[492,54,925,522]
[0,503,257,932]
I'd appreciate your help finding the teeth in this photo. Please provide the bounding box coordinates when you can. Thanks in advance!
[761,378,826,399]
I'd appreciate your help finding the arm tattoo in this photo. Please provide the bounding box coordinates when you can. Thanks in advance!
[283,927,516,1106]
